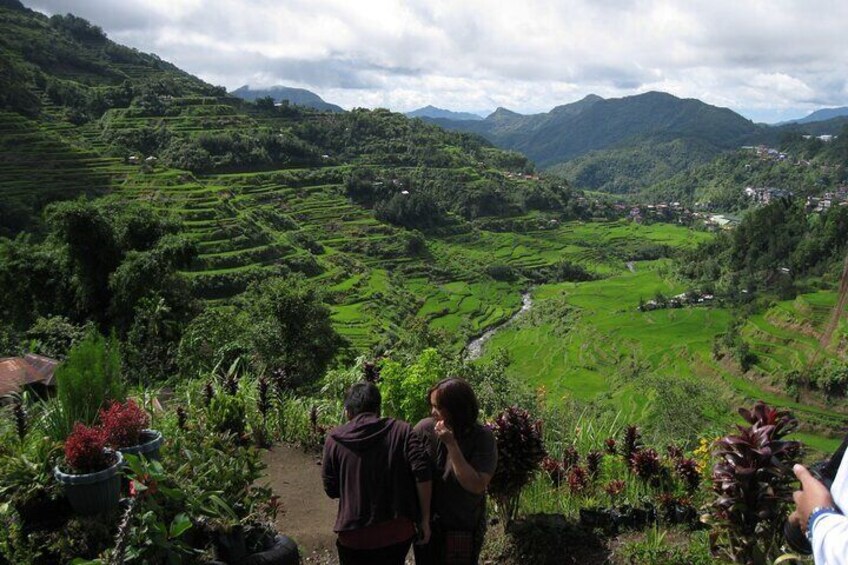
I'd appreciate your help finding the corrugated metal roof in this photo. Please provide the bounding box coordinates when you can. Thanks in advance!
[0,355,59,397]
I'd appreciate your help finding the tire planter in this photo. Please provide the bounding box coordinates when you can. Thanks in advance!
[206,534,300,565]
[54,451,123,516]
[119,429,164,461]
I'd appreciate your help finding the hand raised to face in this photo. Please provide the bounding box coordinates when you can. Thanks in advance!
[434,419,457,447]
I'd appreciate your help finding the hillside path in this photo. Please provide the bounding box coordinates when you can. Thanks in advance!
[261,443,339,563]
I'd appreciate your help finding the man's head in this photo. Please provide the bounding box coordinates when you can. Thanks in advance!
[344,381,381,419]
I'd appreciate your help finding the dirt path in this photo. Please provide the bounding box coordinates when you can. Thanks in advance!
[261,443,339,563]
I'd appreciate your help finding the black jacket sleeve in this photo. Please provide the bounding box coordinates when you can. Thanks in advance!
[406,427,433,483]
[322,438,340,499]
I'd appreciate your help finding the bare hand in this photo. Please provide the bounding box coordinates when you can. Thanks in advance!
[415,521,431,545]
[791,464,836,533]
[434,420,456,447]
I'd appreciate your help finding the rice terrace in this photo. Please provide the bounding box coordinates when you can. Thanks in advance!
[1,1,848,564]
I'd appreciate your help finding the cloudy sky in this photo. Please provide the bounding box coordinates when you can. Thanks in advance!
[28,0,848,123]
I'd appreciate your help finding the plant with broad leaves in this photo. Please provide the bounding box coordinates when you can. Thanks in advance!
[567,465,589,494]
[586,450,603,479]
[541,456,565,487]
[488,406,546,524]
[630,448,661,482]
[706,401,801,565]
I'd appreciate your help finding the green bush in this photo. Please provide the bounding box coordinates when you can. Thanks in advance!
[52,332,125,440]
[378,348,447,423]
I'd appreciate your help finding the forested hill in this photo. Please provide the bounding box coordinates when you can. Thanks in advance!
[0,1,590,238]
[229,85,344,113]
[427,91,763,168]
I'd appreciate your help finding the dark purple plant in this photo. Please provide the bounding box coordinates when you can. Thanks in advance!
[586,450,603,478]
[709,401,801,564]
[257,375,271,417]
[541,456,565,487]
[567,465,589,493]
[363,360,380,383]
[604,437,617,455]
[562,445,580,471]
[630,448,661,482]
[13,399,27,440]
[621,425,642,464]
[176,406,187,431]
[666,444,684,461]
[675,457,701,493]
[203,381,214,407]
[488,406,546,523]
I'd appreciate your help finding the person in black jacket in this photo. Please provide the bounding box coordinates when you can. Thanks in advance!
[322,382,432,565]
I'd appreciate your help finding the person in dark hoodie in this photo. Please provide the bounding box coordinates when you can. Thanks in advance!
[322,381,433,565]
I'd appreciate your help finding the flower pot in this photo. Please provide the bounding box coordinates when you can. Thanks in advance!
[119,429,163,461]
[579,507,612,529]
[54,451,123,516]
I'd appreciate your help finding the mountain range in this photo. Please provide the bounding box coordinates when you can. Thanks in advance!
[405,105,483,121]
[230,85,344,112]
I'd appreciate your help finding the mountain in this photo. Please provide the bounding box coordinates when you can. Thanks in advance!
[230,85,344,112]
[783,107,848,125]
[405,105,483,121]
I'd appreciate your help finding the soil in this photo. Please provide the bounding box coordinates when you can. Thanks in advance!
[261,443,339,563]
[261,443,417,564]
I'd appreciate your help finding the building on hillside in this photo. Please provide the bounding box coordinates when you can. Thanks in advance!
[0,354,60,402]
[744,186,792,205]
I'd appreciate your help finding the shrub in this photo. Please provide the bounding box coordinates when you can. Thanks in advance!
[64,423,111,473]
[488,406,546,523]
[707,401,801,564]
[378,348,446,423]
[100,399,150,448]
[53,332,125,440]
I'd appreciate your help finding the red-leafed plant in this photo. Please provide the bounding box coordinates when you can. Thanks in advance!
[567,465,589,493]
[562,445,580,471]
[541,456,565,487]
[630,448,661,482]
[489,406,546,523]
[603,479,626,499]
[99,399,150,448]
[604,437,617,455]
[621,425,642,464]
[64,423,112,473]
[586,450,603,478]
[707,401,801,565]
[675,457,701,493]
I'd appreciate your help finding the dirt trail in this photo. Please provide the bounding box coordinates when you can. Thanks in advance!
[261,443,339,563]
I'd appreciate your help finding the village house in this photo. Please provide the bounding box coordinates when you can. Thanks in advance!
[0,354,60,401]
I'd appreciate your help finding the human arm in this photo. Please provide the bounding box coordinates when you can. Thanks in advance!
[436,420,493,496]
[415,480,432,544]
[789,463,847,564]
[321,439,339,499]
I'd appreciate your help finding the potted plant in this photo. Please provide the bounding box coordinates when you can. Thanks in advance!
[53,423,123,516]
[100,399,163,461]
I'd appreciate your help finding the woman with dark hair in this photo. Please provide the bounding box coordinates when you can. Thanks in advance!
[413,378,497,565]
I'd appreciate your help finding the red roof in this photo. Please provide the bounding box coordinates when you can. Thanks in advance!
[0,354,59,397]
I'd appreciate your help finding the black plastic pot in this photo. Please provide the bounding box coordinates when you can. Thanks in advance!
[119,429,163,461]
[54,451,123,516]
[579,507,613,529]
[207,534,299,565]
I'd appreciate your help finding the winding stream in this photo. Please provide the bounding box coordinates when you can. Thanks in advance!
[465,292,533,360]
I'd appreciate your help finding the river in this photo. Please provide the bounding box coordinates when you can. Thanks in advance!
[465,292,533,360]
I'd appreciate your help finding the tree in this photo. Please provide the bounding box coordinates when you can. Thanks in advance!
[241,275,346,388]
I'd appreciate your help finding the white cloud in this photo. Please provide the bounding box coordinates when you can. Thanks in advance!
[27,0,848,122]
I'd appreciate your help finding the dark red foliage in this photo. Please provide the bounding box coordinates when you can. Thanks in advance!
[567,465,589,493]
[586,450,603,478]
[562,445,580,471]
[64,423,112,473]
[203,381,214,407]
[363,360,381,383]
[675,457,701,492]
[541,456,565,487]
[488,406,547,501]
[710,401,801,561]
[603,479,626,498]
[630,448,661,481]
[621,425,642,463]
[604,437,617,455]
[257,376,271,416]
[99,399,150,448]
[176,406,188,431]
[13,399,27,440]
[665,444,683,461]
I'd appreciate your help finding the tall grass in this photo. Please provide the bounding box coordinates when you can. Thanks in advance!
[49,332,125,440]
